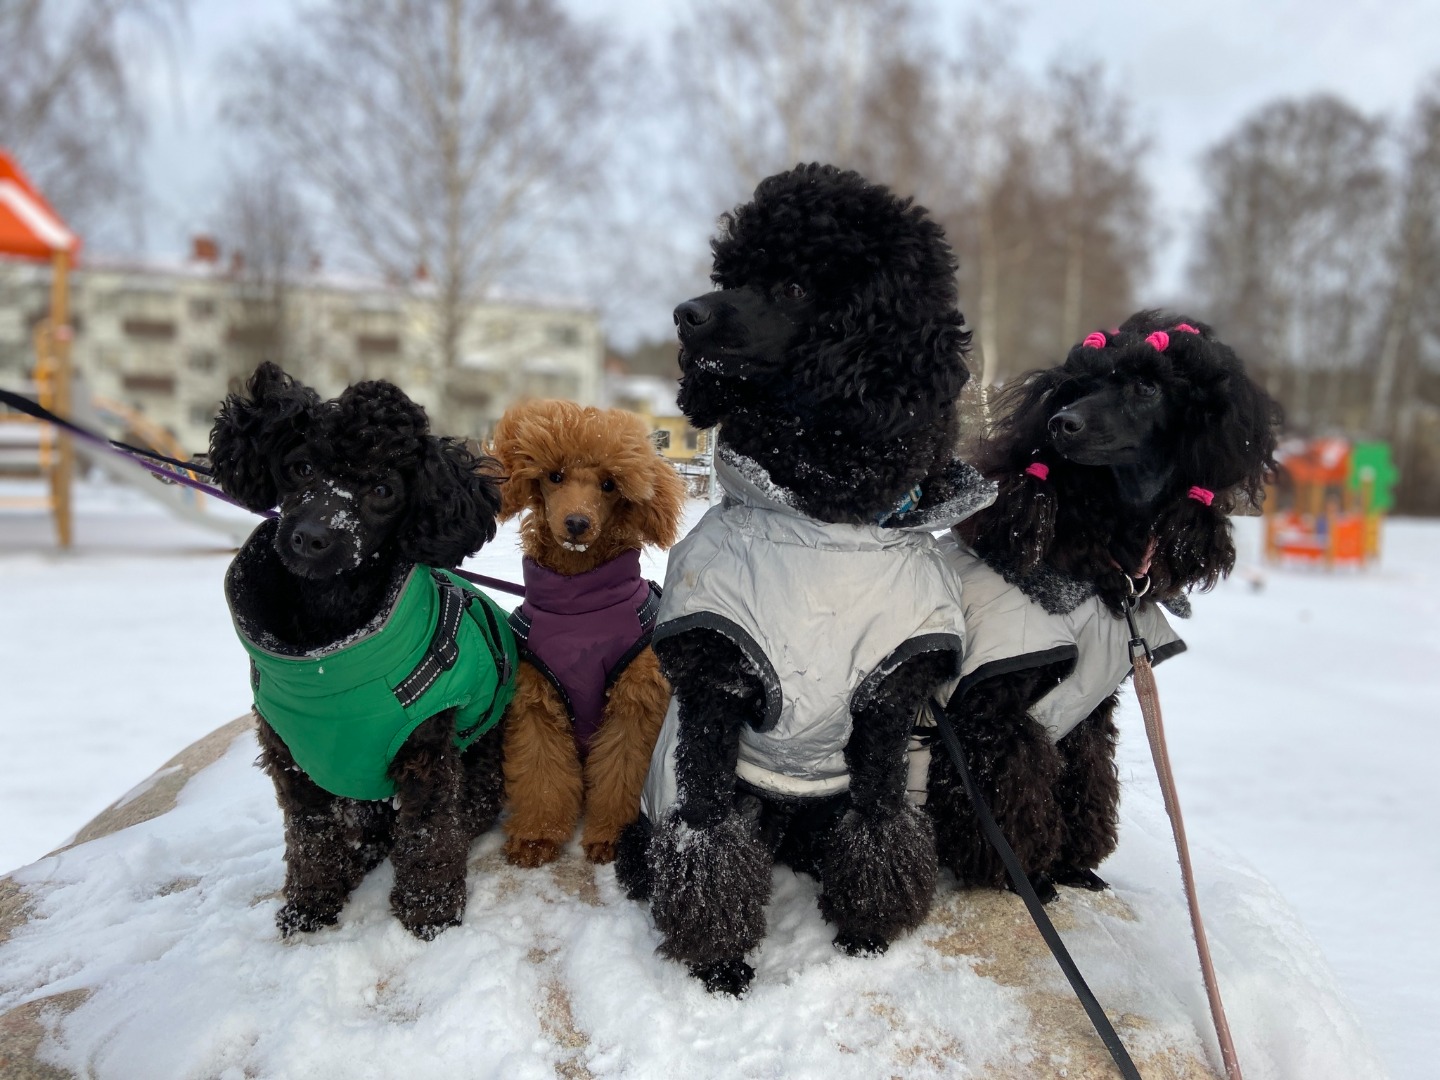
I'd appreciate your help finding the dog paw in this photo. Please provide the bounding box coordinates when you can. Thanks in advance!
[392,877,466,939]
[582,839,616,864]
[615,816,654,901]
[1005,870,1059,905]
[818,805,937,941]
[690,957,754,996]
[505,837,561,867]
[401,911,462,941]
[276,899,341,937]
[833,929,890,957]
[1051,867,1109,892]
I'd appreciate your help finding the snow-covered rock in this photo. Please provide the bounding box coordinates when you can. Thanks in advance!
[0,715,1383,1079]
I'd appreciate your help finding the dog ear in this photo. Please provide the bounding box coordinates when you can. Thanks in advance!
[962,468,1057,572]
[629,452,689,549]
[1164,329,1283,517]
[396,437,501,568]
[959,369,1068,568]
[1152,498,1235,594]
[803,292,972,441]
[487,407,545,522]
[208,362,319,511]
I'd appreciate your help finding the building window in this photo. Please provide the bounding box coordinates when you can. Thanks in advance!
[546,323,580,347]
[357,333,401,357]
[226,323,278,349]
[188,297,216,320]
[187,350,217,374]
[484,319,515,343]
[122,318,177,341]
[684,428,699,451]
[121,373,176,395]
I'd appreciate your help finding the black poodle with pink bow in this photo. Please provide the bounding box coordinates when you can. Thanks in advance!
[927,311,1281,898]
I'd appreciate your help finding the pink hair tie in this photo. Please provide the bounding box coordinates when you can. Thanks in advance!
[1173,323,1199,334]
[1025,462,1050,480]
[1146,330,1170,351]
[1081,332,1107,349]
[1188,486,1215,506]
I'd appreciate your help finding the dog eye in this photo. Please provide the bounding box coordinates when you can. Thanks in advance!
[289,460,314,480]
[600,477,616,493]
[1135,378,1159,397]
[548,471,564,484]
[783,282,807,300]
[371,482,394,499]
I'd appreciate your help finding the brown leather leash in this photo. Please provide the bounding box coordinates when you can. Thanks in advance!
[1124,576,1244,1080]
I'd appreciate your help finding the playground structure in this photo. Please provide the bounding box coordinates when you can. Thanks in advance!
[1,150,250,548]
[1264,436,1397,567]
[0,149,78,545]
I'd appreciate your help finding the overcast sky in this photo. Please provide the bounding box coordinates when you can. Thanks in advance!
[132,0,1440,338]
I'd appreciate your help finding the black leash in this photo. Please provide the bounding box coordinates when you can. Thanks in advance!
[0,386,527,598]
[0,387,215,476]
[933,709,1143,1080]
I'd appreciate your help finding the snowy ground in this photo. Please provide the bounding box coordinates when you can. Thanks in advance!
[0,479,1434,1077]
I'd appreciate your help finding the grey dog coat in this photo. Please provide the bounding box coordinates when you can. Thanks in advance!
[641,447,996,818]
[930,534,1186,741]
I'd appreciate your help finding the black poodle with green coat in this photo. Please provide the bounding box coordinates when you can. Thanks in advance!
[210,363,515,940]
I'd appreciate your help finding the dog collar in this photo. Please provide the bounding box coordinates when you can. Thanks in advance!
[876,484,923,525]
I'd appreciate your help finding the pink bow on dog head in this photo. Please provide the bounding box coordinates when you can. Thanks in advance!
[1081,332,1107,349]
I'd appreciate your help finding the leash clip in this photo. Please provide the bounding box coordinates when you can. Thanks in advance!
[1123,582,1153,664]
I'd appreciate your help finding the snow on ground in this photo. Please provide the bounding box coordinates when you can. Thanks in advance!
[0,480,1433,1077]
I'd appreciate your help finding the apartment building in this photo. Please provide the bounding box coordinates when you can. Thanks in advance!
[0,246,603,455]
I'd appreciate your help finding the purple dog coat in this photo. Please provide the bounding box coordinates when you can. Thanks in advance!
[508,548,662,752]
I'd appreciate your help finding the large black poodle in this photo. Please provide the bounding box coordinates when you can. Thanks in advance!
[615,163,994,994]
[926,312,1281,899]
[210,362,517,939]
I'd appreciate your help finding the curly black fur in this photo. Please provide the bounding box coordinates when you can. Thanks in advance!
[213,362,506,939]
[675,162,971,524]
[934,312,1281,895]
[636,165,972,993]
[960,310,1280,611]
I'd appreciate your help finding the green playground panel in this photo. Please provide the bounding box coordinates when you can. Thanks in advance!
[1348,442,1398,512]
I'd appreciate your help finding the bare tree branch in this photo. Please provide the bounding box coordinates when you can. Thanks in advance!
[0,0,187,240]
[224,0,618,369]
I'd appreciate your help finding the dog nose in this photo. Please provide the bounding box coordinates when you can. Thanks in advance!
[1048,410,1085,438]
[290,522,332,556]
[564,514,591,538]
[673,300,711,329]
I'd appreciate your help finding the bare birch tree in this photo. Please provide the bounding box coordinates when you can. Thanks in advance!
[925,33,1153,390]
[1190,96,1390,431]
[1371,81,1440,435]
[0,0,185,239]
[669,0,939,212]
[1043,63,1153,348]
[213,168,319,372]
[1372,79,1440,510]
[922,15,1040,393]
[225,0,617,371]
[655,1,1153,401]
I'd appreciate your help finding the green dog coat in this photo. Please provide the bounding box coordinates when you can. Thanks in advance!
[230,563,517,801]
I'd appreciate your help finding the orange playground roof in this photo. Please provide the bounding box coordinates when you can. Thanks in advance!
[0,150,80,261]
